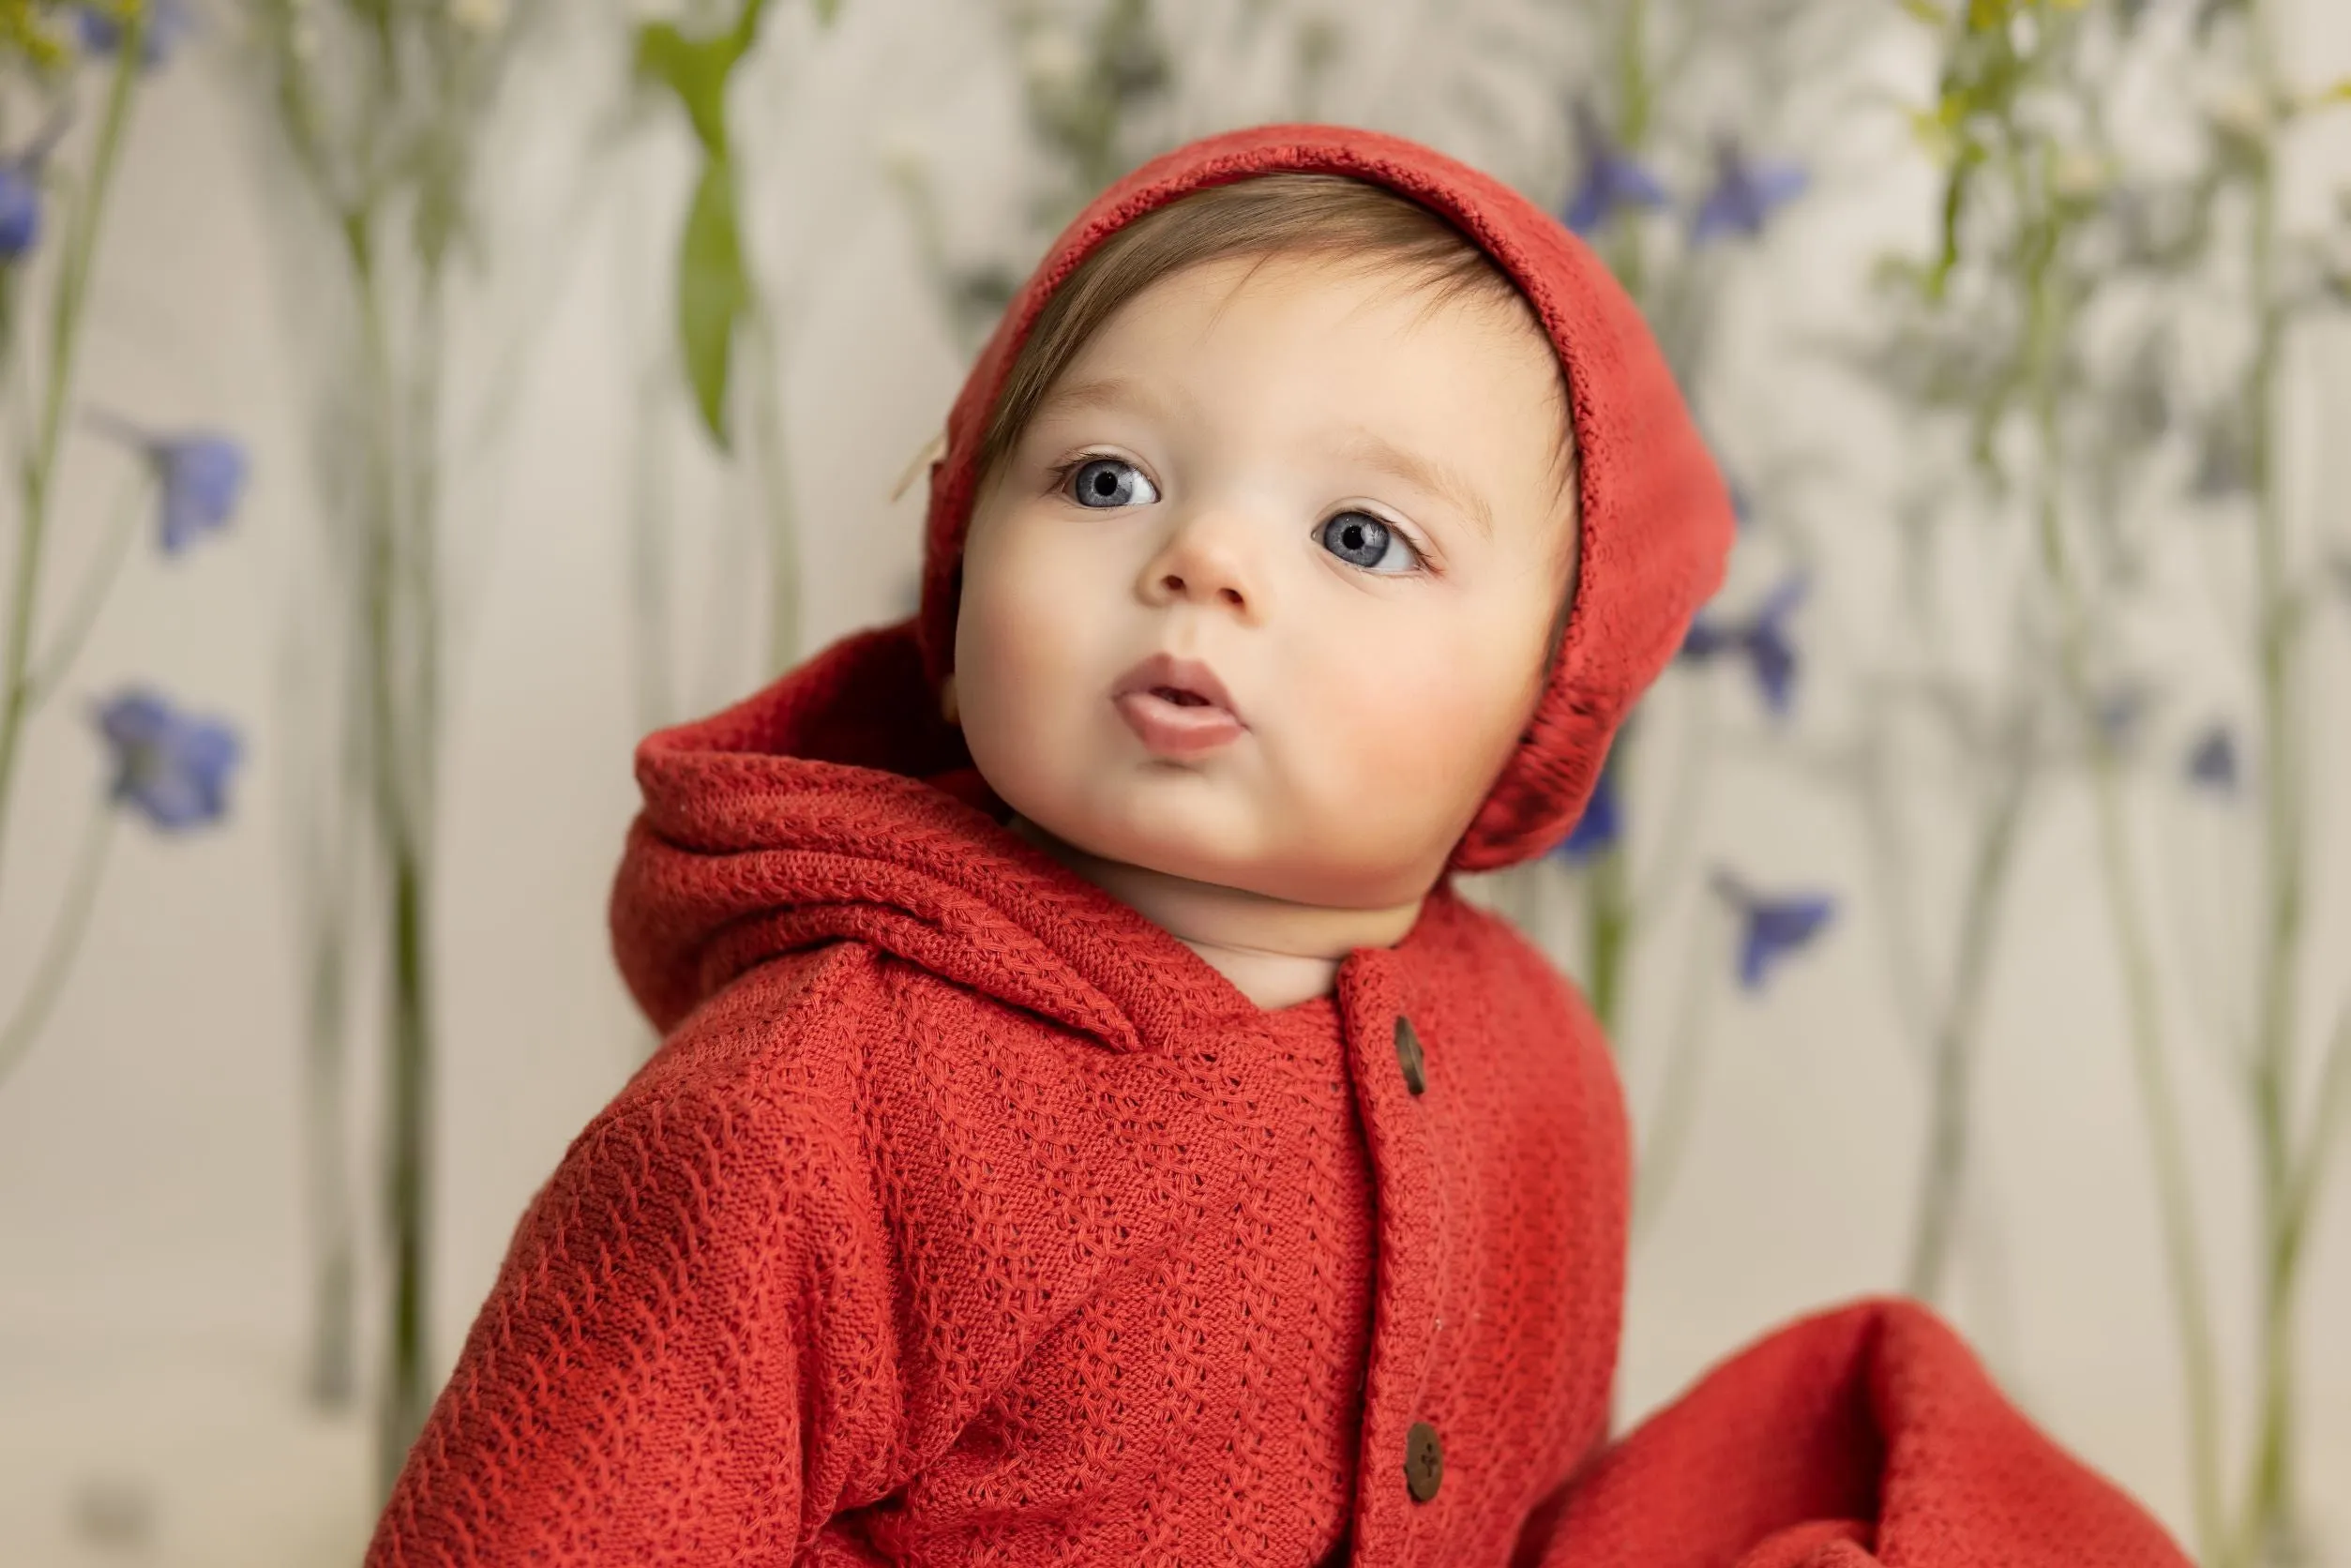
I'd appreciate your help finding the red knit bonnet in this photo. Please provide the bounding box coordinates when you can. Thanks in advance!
[915,123,1734,872]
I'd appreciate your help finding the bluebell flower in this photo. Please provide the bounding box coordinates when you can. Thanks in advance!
[1726,473,1756,530]
[2186,724,2238,792]
[88,413,249,554]
[92,687,244,831]
[1552,761,1622,863]
[1680,572,1808,717]
[153,434,249,554]
[75,0,197,69]
[1690,135,1808,247]
[0,114,69,262]
[1711,869,1837,993]
[1561,99,1668,235]
[0,162,39,259]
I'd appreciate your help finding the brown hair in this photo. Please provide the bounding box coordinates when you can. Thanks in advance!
[971,173,1581,661]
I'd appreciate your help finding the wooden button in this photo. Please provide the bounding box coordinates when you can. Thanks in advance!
[1404,1420,1444,1501]
[1394,1015,1426,1096]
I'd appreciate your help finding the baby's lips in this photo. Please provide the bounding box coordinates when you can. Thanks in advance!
[1110,651,1244,723]
[1115,689,1247,756]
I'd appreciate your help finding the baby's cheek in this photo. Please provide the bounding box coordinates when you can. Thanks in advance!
[1336,639,1523,808]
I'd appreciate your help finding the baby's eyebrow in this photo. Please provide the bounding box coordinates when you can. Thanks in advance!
[1032,374,1177,425]
[1334,429,1496,540]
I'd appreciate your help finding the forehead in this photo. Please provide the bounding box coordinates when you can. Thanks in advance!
[1063,250,1539,371]
[1072,251,1560,432]
[1034,250,1573,522]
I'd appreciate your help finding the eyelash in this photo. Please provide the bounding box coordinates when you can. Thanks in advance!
[1045,450,1436,576]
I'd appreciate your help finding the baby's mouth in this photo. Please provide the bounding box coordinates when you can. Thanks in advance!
[1114,687,1246,756]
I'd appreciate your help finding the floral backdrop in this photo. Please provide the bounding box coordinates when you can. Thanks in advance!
[0,1,2344,1564]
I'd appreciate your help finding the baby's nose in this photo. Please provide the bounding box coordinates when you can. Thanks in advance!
[1145,512,1262,615]
[1155,565,1248,610]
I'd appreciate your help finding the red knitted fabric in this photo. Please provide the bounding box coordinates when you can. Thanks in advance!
[913,123,1738,872]
[366,124,2193,1567]
[366,629,2189,1568]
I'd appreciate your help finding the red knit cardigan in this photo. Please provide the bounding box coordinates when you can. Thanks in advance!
[365,126,2192,1566]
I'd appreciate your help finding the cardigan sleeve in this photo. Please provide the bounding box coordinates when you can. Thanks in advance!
[364,1043,909,1567]
[1515,1298,2193,1568]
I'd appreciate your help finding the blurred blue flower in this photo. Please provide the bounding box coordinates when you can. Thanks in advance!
[1726,473,1756,530]
[89,414,249,554]
[92,687,243,831]
[1552,761,1622,863]
[1680,572,1808,717]
[0,114,69,262]
[2186,724,2238,792]
[75,0,197,69]
[1562,99,1668,235]
[1711,868,1837,993]
[2092,679,2155,750]
[1691,135,1808,247]
[153,435,249,554]
[0,161,39,259]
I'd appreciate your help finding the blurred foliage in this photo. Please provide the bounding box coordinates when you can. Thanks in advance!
[0,0,67,71]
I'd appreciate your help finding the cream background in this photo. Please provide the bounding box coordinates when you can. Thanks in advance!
[0,1,2345,1563]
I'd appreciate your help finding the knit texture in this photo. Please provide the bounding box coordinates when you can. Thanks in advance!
[367,122,2192,1567]
[913,122,1738,872]
[367,626,2190,1568]
[372,622,1628,1565]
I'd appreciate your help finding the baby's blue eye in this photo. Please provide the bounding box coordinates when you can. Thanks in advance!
[1067,457,1159,508]
[1319,510,1420,573]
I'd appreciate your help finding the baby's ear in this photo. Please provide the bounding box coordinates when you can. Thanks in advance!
[940,673,961,726]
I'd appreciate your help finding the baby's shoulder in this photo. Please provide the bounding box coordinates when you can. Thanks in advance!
[617,941,1127,1163]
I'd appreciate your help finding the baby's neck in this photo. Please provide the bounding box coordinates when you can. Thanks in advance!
[1006,816,1424,1011]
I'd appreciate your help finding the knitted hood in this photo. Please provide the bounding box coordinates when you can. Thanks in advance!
[611,621,1297,1044]
[916,122,1735,871]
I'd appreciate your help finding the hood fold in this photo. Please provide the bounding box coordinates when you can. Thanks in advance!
[611,622,1259,1048]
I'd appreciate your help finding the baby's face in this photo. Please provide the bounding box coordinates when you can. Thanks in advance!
[955,251,1574,910]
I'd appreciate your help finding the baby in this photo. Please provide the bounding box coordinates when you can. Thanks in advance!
[367,126,2190,1567]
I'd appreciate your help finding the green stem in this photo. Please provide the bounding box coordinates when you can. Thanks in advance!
[345,209,436,1503]
[2277,1005,2351,1282]
[1583,837,1632,1041]
[0,26,146,905]
[300,878,358,1410]
[2230,22,2311,1558]
[1605,0,1650,301]
[1904,754,2033,1304]
[0,802,116,1087]
[23,463,150,708]
[2015,182,2225,1562]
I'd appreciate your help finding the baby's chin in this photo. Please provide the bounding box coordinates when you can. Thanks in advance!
[1011,793,1420,911]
